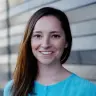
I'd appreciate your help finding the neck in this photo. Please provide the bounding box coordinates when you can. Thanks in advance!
[36,61,71,85]
[38,61,62,77]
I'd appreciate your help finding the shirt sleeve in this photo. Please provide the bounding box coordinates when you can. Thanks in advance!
[3,80,13,96]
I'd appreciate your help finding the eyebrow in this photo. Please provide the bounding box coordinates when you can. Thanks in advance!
[33,31,61,33]
[33,31,42,33]
[50,31,61,33]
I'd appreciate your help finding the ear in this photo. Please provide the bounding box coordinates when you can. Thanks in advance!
[64,42,68,48]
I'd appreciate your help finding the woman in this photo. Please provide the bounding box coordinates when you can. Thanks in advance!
[4,7,96,96]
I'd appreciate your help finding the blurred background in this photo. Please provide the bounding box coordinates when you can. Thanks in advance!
[0,0,96,95]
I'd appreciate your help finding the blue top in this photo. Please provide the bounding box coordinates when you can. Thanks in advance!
[4,74,96,96]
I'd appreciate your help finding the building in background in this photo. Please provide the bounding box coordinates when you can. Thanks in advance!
[0,0,96,95]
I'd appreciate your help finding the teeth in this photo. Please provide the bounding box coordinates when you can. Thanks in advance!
[40,52,52,55]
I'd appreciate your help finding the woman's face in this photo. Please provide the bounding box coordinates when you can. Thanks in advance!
[31,16,67,65]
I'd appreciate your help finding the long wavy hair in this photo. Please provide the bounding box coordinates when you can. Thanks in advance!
[12,7,72,96]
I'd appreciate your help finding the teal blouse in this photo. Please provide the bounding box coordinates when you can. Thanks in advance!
[4,74,96,96]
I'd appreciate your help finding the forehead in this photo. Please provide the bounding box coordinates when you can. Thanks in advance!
[33,16,63,32]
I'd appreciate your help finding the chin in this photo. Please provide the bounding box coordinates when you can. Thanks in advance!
[38,59,55,65]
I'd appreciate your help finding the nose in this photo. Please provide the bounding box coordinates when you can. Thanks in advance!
[41,36,51,48]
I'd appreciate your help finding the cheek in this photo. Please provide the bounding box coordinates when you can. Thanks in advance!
[31,41,39,51]
[54,39,66,50]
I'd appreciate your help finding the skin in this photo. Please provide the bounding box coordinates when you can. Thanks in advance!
[31,16,71,85]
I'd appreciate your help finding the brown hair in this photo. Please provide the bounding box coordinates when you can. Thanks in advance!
[12,7,72,96]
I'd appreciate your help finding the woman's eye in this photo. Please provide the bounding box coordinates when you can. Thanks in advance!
[52,35,61,38]
[33,34,42,38]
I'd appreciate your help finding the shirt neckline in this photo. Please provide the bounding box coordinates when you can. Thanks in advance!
[34,73,75,87]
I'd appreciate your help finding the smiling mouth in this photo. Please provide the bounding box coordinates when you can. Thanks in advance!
[39,51,53,55]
